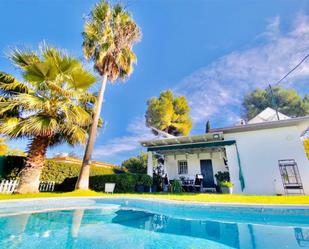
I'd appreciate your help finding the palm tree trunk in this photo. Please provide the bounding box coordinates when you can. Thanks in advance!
[75,74,108,190]
[14,136,50,194]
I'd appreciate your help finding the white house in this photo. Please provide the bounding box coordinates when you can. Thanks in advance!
[141,109,309,195]
[247,107,290,124]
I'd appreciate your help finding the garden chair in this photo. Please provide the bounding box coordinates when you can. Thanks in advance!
[193,174,203,192]
[105,183,115,194]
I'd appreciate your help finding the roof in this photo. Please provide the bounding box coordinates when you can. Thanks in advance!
[50,157,117,168]
[248,107,290,124]
[146,140,236,152]
[141,116,309,148]
[141,132,224,147]
[211,115,309,134]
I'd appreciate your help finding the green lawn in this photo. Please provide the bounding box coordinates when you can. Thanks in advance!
[0,190,309,204]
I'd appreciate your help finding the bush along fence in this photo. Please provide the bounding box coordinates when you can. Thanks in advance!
[58,174,153,193]
[0,156,152,193]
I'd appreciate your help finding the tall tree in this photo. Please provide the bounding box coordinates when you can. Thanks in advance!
[0,46,96,193]
[243,86,309,120]
[145,90,192,136]
[76,0,141,190]
[121,152,147,174]
[205,120,211,133]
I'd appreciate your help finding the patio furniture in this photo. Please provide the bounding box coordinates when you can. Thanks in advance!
[105,183,116,194]
[193,174,203,192]
[279,159,304,195]
[180,178,194,192]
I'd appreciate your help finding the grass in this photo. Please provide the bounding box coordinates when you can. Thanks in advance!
[0,190,309,204]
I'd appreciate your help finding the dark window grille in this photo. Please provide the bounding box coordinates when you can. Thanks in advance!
[178,160,188,175]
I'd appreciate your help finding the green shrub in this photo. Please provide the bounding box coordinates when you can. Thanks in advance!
[215,171,230,183]
[121,152,147,174]
[171,180,182,193]
[136,174,153,187]
[40,160,115,184]
[57,173,152,193]
[1,157,116,181]
[3,156,26,179]
[89,173,152,193]
[1,156,149,193]
[57,177,78,192]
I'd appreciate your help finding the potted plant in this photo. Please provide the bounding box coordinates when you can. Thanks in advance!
[220,181,234,194]
[170,180,182,193]
[136,174,153,193]
[215,171,230,183]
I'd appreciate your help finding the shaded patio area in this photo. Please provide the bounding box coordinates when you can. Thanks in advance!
[142,133,245,193]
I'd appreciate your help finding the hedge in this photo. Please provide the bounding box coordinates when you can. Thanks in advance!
[58,173,153,193]
[40,160,115,184]
[0,156,152,193]
[90,173,152,193]
[1,156,26,179]
[1,157,116,183]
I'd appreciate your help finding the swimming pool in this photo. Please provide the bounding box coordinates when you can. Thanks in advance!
[0,197,308,249]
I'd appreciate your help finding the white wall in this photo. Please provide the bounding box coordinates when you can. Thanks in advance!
[225,123,309,195]
[165,152,227,183]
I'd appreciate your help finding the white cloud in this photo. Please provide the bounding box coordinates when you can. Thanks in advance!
[93,116,154,159]
[175,13,309,126]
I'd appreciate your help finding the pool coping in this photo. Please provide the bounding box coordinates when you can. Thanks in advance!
[0,196,309,209]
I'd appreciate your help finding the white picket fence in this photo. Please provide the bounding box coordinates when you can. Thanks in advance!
[0,179,19,194]
[0,179,55,193]
[39,181,55,192]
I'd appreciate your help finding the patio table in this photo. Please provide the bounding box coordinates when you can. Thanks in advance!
[181,179,194,192]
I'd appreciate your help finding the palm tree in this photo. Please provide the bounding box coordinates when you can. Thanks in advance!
[0,45,96,193]
[75,0,141,190]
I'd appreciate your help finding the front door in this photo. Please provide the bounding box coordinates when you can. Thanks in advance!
[200,160,215,188]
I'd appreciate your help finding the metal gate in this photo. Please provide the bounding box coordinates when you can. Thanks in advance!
[279,159,304,195]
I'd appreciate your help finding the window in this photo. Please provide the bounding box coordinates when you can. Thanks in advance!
[178,160,188,175]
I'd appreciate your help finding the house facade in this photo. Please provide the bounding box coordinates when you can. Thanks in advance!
[141,111,309,195]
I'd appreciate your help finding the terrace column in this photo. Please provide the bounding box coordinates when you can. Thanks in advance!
[147,151,153,177]
[225,144,244,194]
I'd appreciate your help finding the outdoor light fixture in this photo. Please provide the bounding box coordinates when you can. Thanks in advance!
[213,134,220,140]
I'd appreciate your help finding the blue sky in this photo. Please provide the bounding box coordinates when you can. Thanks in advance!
[1,0,309,164]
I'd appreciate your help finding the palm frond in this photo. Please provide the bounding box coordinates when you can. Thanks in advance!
[10,49,40,69]
[63,105,92,127]
[0,100,20,115]
[67,66,97,89]
[60,124,88,145]
[0,72,31,94]
[20,116,58,136]
[42,45,80,75]
[79,92,97,104]
[15,93,47,111]
[0,117,25,138]
[84,21,100,41]
[82,0,141,81]
[1,45,97,148]
[25,58,64,84]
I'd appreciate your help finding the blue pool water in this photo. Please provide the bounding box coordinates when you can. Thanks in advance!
[0,198,308,249]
